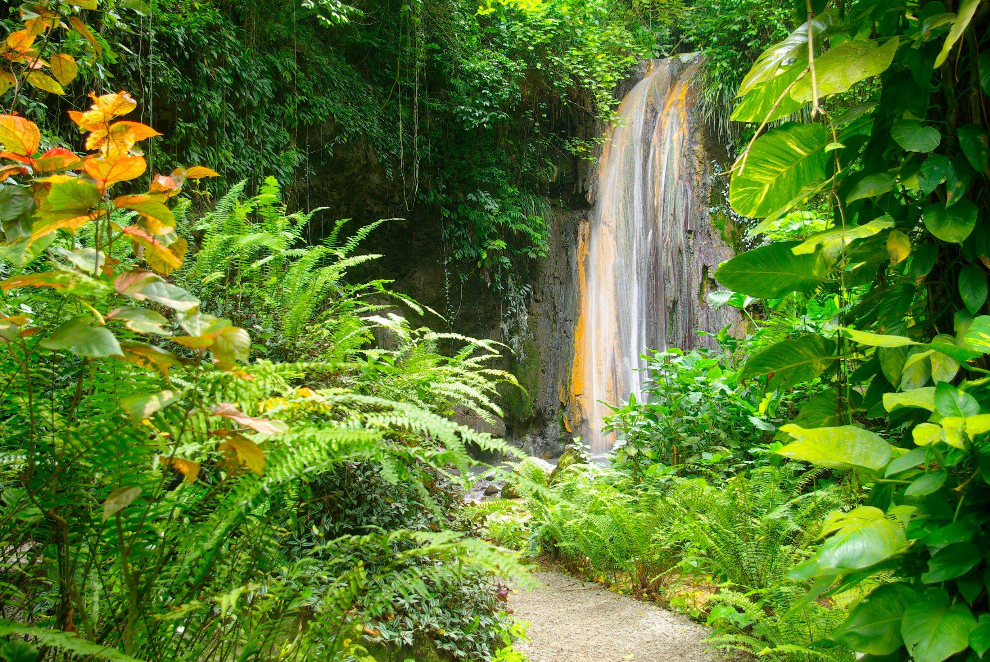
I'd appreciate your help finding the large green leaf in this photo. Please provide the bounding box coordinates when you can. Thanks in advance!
[715,241,830,298]
[883,387,937,412]
[776,424,892,471]
[934,382,979,418]
[958,124,989,173]
[901,588,977,662]
[846,173,896,203]
[934,0,980,67]
[971,615,990,659]
[831,583,916,655]
[731,64,806,124]
[740,335,836,389]
[945,156,973,206]
[792,217,893,262]
[791,37,899,103]
[816,506,907,570]
[737,14,834,97]
[921,542,982,583]
[40,316,123,358]
[892,120,941,153]
[923,200,977,243]
[729,123,829,218]
[962,315,990,353]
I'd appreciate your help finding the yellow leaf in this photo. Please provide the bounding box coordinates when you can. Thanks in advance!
[25,72,64,95]
[49,53,78,86]
[184,166,220,179]
[218,433,265,475]
[69,17,101,56]
[886,230,910,266]
[0,115,41,156]
[160,457,200,484]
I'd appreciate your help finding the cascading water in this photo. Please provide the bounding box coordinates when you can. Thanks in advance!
[571,56,739,455]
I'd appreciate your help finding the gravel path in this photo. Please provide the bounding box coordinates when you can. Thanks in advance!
[508,571,718,662]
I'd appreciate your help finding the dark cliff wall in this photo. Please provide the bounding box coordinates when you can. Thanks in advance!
[299,58,736,459]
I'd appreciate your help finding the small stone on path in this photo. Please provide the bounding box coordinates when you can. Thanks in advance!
[508,571,720,662]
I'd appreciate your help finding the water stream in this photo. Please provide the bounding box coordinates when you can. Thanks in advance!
[571,57,737,455]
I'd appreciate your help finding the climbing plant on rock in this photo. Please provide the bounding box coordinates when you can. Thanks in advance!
[718,1,990,660]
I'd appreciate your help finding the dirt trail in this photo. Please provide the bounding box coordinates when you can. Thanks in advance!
[508,571,718,662]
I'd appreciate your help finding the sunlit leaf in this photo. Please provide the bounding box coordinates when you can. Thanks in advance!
[25,72,64,95]
[117,341,182,378]
[741,335,836,389]
[119,389,180,424]
[115,270,199,311]
[217,433,265,475]
[108,306,170,335]
[86,121,161,155]
[715,241,830,298]
[83,154,147,189]
[69,16,102,56]
[0,115,41,156]
[923,200,977,244]
[159,457,200,484]
[184,166,220,179]
[49,53,78,86]
[832,583,916,655]
[777,424,892,471]
[32,147,82,173]
[730,123,829,219]
[891,120,941,153]
[102,486,141,523]
[791,37,898,103]
[886,230,910,265]
[933,0,979,67]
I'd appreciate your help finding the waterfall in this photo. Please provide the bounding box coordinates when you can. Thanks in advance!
[570,56,738,455]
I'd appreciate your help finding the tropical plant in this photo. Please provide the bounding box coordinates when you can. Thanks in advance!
[0,94,528,660]
[716,2,990,660]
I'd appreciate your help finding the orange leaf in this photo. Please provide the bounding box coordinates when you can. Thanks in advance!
[149,173,182,198]
[114,194,175,234]
[83,153,146,189]
[6,30,36,53]
[211,403,287,435]
[184,166,220,179]
[49,54,78,86]
[69,17,101,56]
[33,147,82,174]
[0,164,29,182]
[69,92,137,132]
[159,457,200,484]
[1,271,87,292]
[87,121,161,155]
[0,115,41,156]
[120,225,185,274]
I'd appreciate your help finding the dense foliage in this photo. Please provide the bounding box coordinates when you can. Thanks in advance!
[0,5,533,655]
[479,2,990,662]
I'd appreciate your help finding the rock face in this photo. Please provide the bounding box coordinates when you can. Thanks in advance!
[300,57,737,459]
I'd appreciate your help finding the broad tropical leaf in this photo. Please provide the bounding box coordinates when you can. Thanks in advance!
[730,123,829,218]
